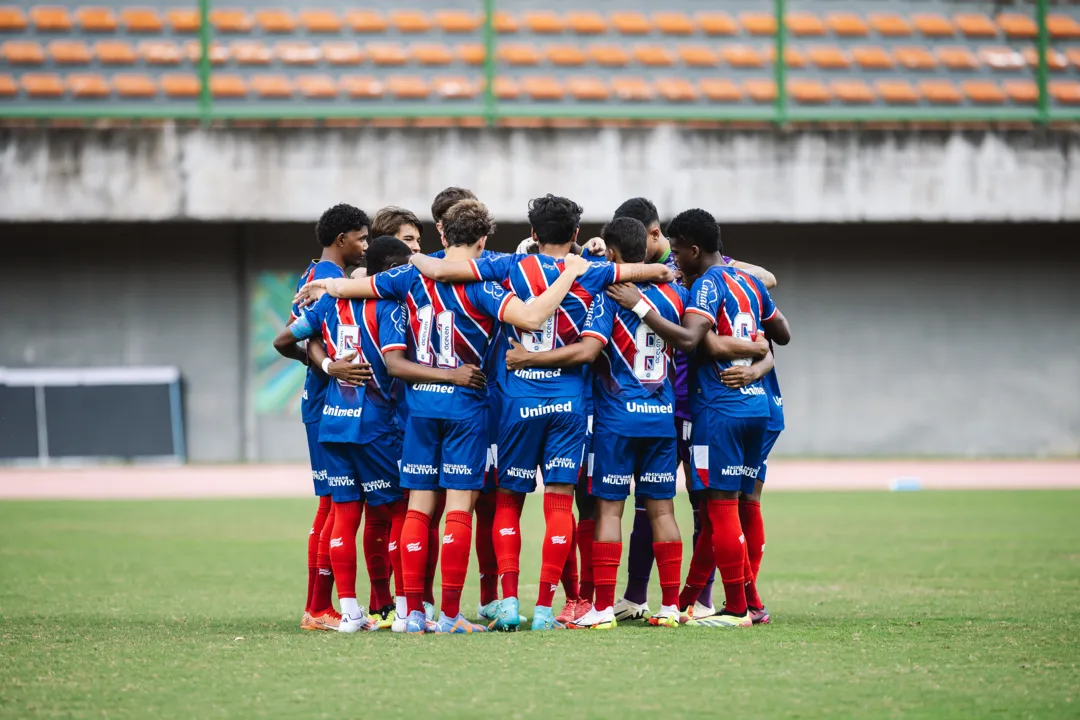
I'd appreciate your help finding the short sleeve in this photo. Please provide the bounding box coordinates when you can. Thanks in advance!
[753,277,778,322]
[578,261,620,296]
[312,261,346,282]
[290,295,330,340]
[468,281,516,322]
[687,273,721,325]
[379,301,408,353]
[471,252,526,283]
[580,294,612,346]
[371,264,414,301]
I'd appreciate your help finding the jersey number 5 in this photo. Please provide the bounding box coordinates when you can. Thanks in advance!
[415,305,458,368]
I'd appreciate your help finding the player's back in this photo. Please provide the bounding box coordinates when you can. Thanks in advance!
[292,260,345,424]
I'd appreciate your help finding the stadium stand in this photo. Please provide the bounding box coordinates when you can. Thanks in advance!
[0,1,1077,117]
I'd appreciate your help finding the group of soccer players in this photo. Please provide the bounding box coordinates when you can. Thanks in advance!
[273,186,790,634]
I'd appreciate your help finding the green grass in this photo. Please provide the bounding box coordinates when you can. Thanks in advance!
[1,492,1078,719]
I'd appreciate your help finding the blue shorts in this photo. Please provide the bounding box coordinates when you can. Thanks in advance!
[577,411,594,484]
[483,392,502,494]
[676,416,692,465]
[496,395,587,493]
[690,412,767,494]
[305,421,331,497]
[401,411,488,492]
[322,434,404,506]
[589,431,677,501]
[758,428,782,484]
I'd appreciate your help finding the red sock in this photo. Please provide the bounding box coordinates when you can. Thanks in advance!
[707,499,747,615]
[537,493,575,608]
[653,541,683,609]
[400,509,431,614]
[739,499,765,608]
[440,510,472,618]
[310,503,337,614]
[306,495,332,612]
[424,494,445,606]
[577,518,596,603]
[679,507,714,610]
[560,514,579,601]
[494,492,523,599]
[363,502,394,609]
[474,493,499,606]
[328,501,363,601]
[592,541,623,611]
[387,501,406,598]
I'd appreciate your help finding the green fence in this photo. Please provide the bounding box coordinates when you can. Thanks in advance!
[2,0,1075,124]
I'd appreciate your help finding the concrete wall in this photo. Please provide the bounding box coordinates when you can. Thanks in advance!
[2,126,1079,222]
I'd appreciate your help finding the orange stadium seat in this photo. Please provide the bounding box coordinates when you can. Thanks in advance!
[912,14,954,38]
[740,13,776,36]
[493,12,518,34]
[138,40,181,64]
[679,45,720,68]
[827,13,868,37]
[255,10,296,34]
[654,12,694,36]
[497,43,540,66]
[76,7,117,32]
[0,74,16,96]
[432,76,479,98]
[962,80,1005,104]
[655,77,697,102]
[1048,15,1080,40]
[435,11,479,33]
[1003,79,1037,104]
[566,12,606,34]
[831,80,875,104]
[786,12,826,37]
[611,12,650,35]
[95,40,137,65]
[277,42,320,65]
[894,46,937,70]
[936,46,979,71]
[321,42,362,65]
[232,41,271,65]
[545,44,586,66]
[954,13,997,39]
[524,11,564,34]
[296,74,338,98]
[30,6,72,31]
[69,73,109,97]
[210,9,252,33]
[251,75,292,98]
[121,8,162,33]
[1024,47,1068,72]
[114,73,156,97]
[919,79,962,104]
[391,11,430,34]
[183,40,228,64]
[852,46,894,70]
[589,45,630,67]
[161,73,199,97]
[611,77,653,101]
[49,40,92,64]
[412,43,453,66]
[996,13,1036,39]
[699,78,741,102]
[697,12,737,36]
[341,75,383,98]
[0,6,28,31]
[23,73,64,96]
[210,74,247,97]
[368,43,408,66]
[808,46,850,69]
[743,79,777,103]
[490,77,518,99]
[721,45,766,68]
[300,10,341,33]
[788,79,830,103]
[634,45,676,67]
[3,41,45,64]
[1068,49,1080,71]
[869,13,912,37]
[346,10,386,33]
[875,80,919,104]
[764,46,807,68]
[522,76,563,100]
[456,43,485,65]
[1050,80,1080,105]
[566,76,609,100]
[167,9,199,33]
[978,46,1025,71]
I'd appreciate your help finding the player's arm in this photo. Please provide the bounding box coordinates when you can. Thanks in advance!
[408,253,478,283]
[383,350,486,390]
[761,309,791,346]
[614,263,675,285]
[721,349,774,389]
[505,336,603,371]
[276,318,310,364]
[700,333,770,362]
[293,276,379,308]
[306,335,373,385]
[605,283,712,353]
[500,253,590,332]
[730,260,776,289]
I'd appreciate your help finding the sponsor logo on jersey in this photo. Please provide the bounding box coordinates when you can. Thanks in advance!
[326,474,354,487]
[361,478,393,493]
[696,278,719,309]
[639,472,674,484]
[442,463,472,476]
[550,535,567,545]
[405,542,423,553]
[312,469,328,482]
[545,457,575,470]
[739,386,766,397]
[498,527,517,537]
[402,463,437,476]
[603,473,632,486]
[502,466,537,480]
[513,368,562,380]
[323,404,362,418]
[624,401,674,415]
[773,397,784,407]
[519,400,573,419]
[410,383,455,394]
[302,390,309,401]
[720,465,761,479]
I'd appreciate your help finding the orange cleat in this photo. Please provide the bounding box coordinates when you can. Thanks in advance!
[308,608,342,631]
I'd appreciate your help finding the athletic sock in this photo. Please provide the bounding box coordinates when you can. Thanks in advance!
[363,502,393,609]
[424,494,445,607]
[310,503,337,614]
[493,492,523,600]
[328,501,363,605]
[690,490,717,608]
[560,514,580,601]
[537,493,575,608]
[340,596,360,618]
[440,510,472,619]
[474,493,499,606]
[592,541,623,611]
[306,495,332,612]
[623,499,654,605]
[653,541,683,609]
[739,499,766,608]
[577,517,595,603]
[707,499,748,616]
[679,507,715,610]
[400,509,431,614]
[387,501,406,600]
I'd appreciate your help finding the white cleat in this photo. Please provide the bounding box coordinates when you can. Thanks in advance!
[338,611,379,633]
[568,606,617,630]
[391,612,407,633]
[613,597,650,622]
[692,601,717,620]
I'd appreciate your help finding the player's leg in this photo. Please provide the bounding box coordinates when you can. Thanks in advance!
[682,416,716,618]
[424,491,446,620]
[638,438,681,628]
[678,415,726,622]
[359,432,406,629]
[475,398,502,621]
[616,496,654,621]
[398,415,443,633]
[740,425,776,625]
[363,502,393,619]
[322,443,376,633]
[387,498,408,631]
[302,423,337,631]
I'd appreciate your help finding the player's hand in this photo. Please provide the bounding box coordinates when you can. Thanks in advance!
[294,279,329,308]
[606,282,642,310]
[656,265,676,284]
[449,364,486,390]
[351,267,368,280]
[750,334,770,360]
[327,351,374,385]
[720,364,761,389]
[516,237,538,254]
[583,236,606,256]
[562,252,590,278]
[504,338,533,371]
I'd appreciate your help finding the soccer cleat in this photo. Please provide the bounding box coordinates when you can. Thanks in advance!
[424,602,436,622]
[749,606,771,625]
[573,599,593,621]
[531,606,565,631]
[490,597,521,632]
[555,599,578,624]
[391,611,408,633]
[479,600,527,625]
[371,604,395,630]
[339,610,379,633]
[435,612,488,634]
[404,610,429,634]
[680,601,717,625]
[568,606,616,630]
[613,597,650,622]
[647,606,680,628]
[686,610,753,628]
[300,611,319,631]
[308,608,341,631]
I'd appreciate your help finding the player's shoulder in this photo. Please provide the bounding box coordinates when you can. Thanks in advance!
[690,268,724,307]
[312,260,345,280]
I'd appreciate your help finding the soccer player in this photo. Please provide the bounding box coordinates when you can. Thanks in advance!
[280,204,370,632]
[371,206,424,255]
[295,199,592,634]
[606,208,790,628]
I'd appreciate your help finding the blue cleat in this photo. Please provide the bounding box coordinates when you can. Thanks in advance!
[404,610,429,634]
[479,600,528,625]
[490,597,521,632]
[531,606,565,631]
[435,612,487,634]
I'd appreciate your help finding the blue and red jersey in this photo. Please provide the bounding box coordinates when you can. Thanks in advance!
[368,263,515,420]
[289,294,406,443]
[291,260,346,424]
[581,281,688,438]
[685,265,778,418]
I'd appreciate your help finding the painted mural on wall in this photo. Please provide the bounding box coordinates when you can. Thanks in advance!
[252,271,304,416]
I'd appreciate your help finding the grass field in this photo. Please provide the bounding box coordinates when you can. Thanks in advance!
[1,491,1078,719]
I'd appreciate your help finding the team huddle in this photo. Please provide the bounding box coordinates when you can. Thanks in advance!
[274,187,790,634]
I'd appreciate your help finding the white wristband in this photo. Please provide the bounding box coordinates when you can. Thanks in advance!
[631,299,650,319]
[321,357,332,374]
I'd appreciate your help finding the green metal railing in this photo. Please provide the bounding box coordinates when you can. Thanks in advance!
[1,0,1075,124]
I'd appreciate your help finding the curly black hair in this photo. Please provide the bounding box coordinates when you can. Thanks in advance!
[600,217,648,264]
[442,199,496,247]
[528,194,582,247]
[365,236,412,275]
[612,197,660,230]
[315,204,370,247]
[665,208,722,254]
[431,187,477,224]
